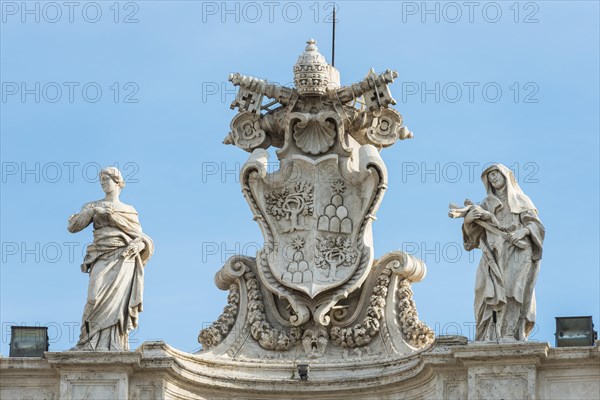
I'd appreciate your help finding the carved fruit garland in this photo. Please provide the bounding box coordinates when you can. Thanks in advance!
[199,261,434,352]
[246,269,300,351]
[329,267,391,348]
[198,283,240,350]
[396,279,435,347]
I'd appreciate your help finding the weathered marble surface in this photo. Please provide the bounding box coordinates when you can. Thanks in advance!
[67,167,154,351]
[1,339,598,399]
[200,39,431,362]
[450,163,544,342]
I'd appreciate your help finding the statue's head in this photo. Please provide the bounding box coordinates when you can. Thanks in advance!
[482,164,509,192]
[486,167,506,191]
[293,39,330,96]
[301,325,329,358]
[481,163,538,215]
[99,167,125,194]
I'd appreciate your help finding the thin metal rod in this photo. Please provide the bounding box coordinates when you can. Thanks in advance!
[331,7,336,67]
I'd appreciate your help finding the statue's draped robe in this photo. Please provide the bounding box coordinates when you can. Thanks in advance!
[462,165,544,341]
[68,202,153,350]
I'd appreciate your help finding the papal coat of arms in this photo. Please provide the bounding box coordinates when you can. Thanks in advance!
[199,40,434,360]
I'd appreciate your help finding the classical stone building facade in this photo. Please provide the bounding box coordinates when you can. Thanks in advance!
[1,339,599,399]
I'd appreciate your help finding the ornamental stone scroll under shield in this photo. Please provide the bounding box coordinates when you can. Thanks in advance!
[199,39,433,361]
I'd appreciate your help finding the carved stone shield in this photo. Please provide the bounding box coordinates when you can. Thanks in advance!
[247,153,382,298]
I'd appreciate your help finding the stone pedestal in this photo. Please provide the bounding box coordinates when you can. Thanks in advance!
[454,342,547,400]
[46,352,143,400]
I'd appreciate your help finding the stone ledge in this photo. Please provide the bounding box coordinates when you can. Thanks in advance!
[45,351,142,372]
[0,357,53,371]
[451,341,549,364]
[434,335,469,347]
[546,344,600,360]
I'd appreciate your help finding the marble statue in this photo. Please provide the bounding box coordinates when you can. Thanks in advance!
[449,163,544,342]
[68,167,154,351]
[199,39,434,361]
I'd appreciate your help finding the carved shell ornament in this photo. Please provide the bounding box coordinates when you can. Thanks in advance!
[201,38,437,359]
[293,114,336,155]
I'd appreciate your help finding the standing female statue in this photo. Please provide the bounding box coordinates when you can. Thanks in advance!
[68,167,154,351]
[449,164,544,342]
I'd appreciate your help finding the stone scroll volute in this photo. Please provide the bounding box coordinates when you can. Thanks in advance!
[199,39,432,361]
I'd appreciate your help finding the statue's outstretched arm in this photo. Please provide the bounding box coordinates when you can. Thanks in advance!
[67,204,94,233]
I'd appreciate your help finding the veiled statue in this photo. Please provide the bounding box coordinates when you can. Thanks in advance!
[68,167,154,351]
[450,163,544,342]
[198,39,434,361]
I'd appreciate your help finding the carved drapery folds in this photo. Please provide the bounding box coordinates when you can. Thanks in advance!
[199,39,432,360]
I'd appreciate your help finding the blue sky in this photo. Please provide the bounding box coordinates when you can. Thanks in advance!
[1,1,598,354]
